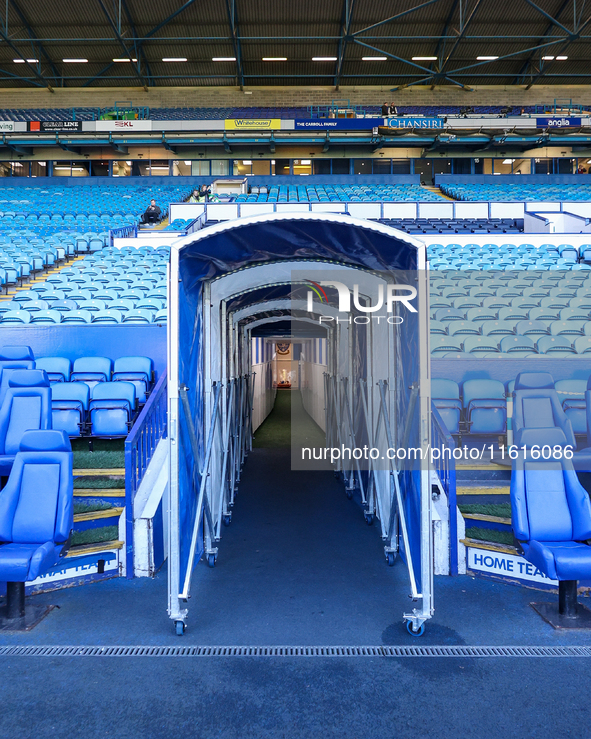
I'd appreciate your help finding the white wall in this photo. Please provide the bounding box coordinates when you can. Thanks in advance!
[251,337,276,432]
[299,337,328,431]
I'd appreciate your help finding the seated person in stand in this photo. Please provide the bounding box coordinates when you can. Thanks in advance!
[140,199,162,224]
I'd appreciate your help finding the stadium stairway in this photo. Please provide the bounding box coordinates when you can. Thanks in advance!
[423,184,454,201]
[6,254,85,299]
[28,441,125,593]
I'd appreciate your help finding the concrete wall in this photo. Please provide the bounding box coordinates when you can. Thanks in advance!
[0,84,590,110]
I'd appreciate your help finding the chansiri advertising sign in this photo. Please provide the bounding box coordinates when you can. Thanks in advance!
[385,117,444,129]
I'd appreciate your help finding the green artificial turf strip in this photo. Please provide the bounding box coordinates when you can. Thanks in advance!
[71,439,125,469]
[253,389,326,449]
[73,501,114,515]
[459,503,512,517]
[73,478,125,489]
[71,526,119,546]
[465,527,514,546]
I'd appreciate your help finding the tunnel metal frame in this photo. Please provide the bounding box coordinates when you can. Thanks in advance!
[167,212,433,635]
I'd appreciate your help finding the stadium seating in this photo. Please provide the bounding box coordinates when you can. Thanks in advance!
[441,182,591,202]
[511,372,576,448]
[462,379,506,436]
[51,381,90,437]
[0,429,73,592]
[238,184,443,202]
[89,381,137,437]
[431,379,462,435]
[0,369,52,475]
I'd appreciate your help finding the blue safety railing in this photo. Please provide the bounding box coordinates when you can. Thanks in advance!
[109,223,138,246]
[124,370,168,578]
[431,403,458,575]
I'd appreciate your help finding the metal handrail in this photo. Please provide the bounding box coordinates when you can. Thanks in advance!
[431,402,458,576]
[124,370,168,578]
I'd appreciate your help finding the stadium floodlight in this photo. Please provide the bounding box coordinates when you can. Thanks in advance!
[556,56,568,60]
[312,57,337,61]
[542,56,555,60]
[263,57,287,61]
[113,58,138,62]
[13,58,38,63]
[477,56,498,60]
[412,56,437,61]
[212,57,236,62]
[163,58,187,62]
[362,56,387,61]
[63,58,88,63]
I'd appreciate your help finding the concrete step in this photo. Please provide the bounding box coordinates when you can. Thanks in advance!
[65,540,123,557]
[74,488,125,498]
[73,506,124,524]
[74,468,125,478]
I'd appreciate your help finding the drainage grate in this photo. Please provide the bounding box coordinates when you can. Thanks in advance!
[1,645,591,658]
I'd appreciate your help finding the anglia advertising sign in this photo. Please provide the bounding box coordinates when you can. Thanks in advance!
[536,116,582,128]
[28,120,82,132]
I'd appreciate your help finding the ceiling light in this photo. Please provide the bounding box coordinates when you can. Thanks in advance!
[362,56,387,61]
[301,160,311,164]
[262,57,287,61]
[556,55,568,60]
[542,56,555,60]
[126,161,131,165]
[63,58,88,63]
[212,57,236,62]
[312,57,337,61]
[503,159,515,164]
[163,57,187,62]
[242,160,252,165]
[149,166,170,170]
[113,58,138,62]
[184,160,191,165]
[412,56,437,61]
[13,58,38,64]
[477,56,498,60]
[11,162,23,167]
[54,166,71,170]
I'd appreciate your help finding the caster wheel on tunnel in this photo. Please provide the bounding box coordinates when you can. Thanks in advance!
[346,490,353,500]
[207,554,216,568]
[406,620,425,637]
[175,621,186,636]
[386,552,395,566]
[223,514,232,527]
[364,513,374,525]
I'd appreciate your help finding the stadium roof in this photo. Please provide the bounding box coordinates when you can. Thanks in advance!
[0,0,590,90]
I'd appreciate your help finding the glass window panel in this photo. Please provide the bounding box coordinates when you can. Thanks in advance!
[353,158,373,175]
[313,159,331,175]
[292,159,311,175]
[452,158,471,174]
[149,159,170,175]
[512,158,531,175]
[173,160,191,176]
[234,161,252,175]
[433,160,452,175]
[211,160,228,176]
[391,159,411,174]
[274,159,290,175]
[113,160,131,177]
[494,158,514,175]
[373,159,391,174]
[31,161,47,177]
[331,159,349,174]
[53,162,71,176]
[91,161,109,176]
[252,160,270,175]
[71,162,90,177]
[191,160,210,176]
[533,158,552,174]
[557,158,576,174]
[10,161,28,177]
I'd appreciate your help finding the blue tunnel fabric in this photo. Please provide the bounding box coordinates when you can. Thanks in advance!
[176,215,422,591]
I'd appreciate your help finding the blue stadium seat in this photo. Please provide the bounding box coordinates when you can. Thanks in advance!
[0,370,52,475]
[512,372,576,448]
[89,382,137,437]
[462,379,506,436]
[0,430,73,621]
[70,356,112,389]
[431,379,461,436]
[555,380,587,436]
[112,356,154,404]
[51,382,90,437]
[35,357,71,383]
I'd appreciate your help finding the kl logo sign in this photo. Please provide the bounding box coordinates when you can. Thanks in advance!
[305,280,417,324]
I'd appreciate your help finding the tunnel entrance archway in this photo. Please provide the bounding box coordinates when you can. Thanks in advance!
[167,213,431,635]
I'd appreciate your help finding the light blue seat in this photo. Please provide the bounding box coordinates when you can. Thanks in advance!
[35,357,71,383]
[0,370,52,476]
[89,382,137,437]
[431,379,461,435]
[537,336,576,354]
[92,309,123,324]
[462,379,506,435]
[1,310,30,324]
[51,382,90,437]
[462,335,500,354]
[500,335,536,354]
[154,309,167,324]
[512,372,575,448]
[0,430,73,618]
[71,356,112,389]
[112,356,153,404]
[549,320,585,336]
[61,310,92,324]
[30,309,62,324]
[574,336,591,354]
[555,380,587,436]
[122,309,154,324]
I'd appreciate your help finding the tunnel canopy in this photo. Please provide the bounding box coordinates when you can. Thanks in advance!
[167,212,431,633]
